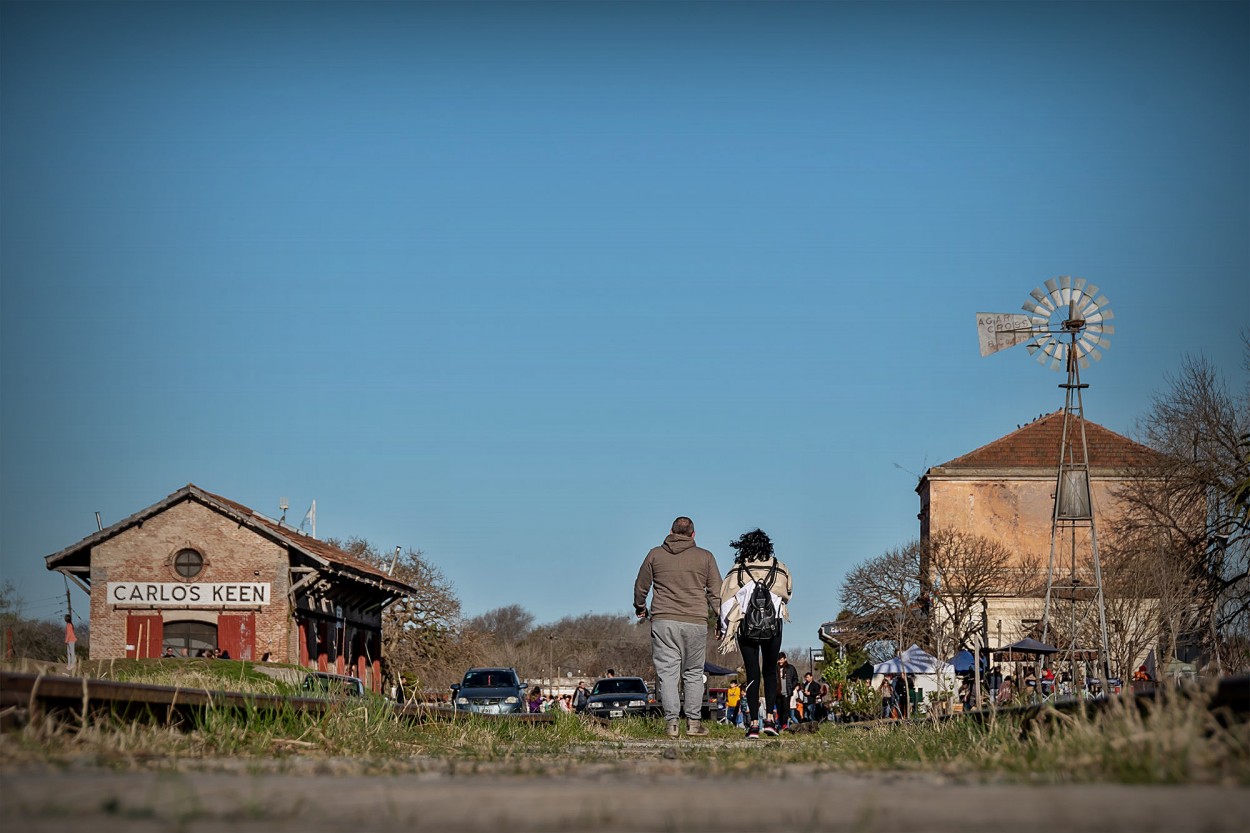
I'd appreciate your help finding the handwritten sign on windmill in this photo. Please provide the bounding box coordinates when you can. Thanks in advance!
[976,312,1034,357]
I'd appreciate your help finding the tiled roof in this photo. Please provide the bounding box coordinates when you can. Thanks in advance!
[47,483,414,595]
[938,411,1160,470]
[197,486,400,584]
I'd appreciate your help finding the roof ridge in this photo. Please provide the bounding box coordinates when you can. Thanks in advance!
[47,483,409,590]
[935,412,1159,470]
[188,488,396,581]
[944,410,1064,466]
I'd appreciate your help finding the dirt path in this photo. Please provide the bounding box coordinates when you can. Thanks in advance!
[2,765,1244,833]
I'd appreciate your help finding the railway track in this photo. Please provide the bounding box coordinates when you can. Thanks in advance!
[4,669,1242,734]
[0,670,555,729]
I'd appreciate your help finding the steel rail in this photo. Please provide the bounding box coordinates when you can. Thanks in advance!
[0,671,555,729]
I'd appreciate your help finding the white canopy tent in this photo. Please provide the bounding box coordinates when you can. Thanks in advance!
[872,644,956,700]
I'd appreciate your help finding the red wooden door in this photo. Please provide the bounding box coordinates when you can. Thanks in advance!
[218,613,255,660]
[125,615,163,659]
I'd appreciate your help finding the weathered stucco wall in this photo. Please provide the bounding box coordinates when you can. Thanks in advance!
[925,474,1128,568]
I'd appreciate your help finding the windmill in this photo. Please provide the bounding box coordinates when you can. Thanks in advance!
[978,276,1115,692]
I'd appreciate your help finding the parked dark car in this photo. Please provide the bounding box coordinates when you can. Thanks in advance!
[451,667,526,714]
[301,671,366,698]
[584,676,657,719]
[653,678,722,720]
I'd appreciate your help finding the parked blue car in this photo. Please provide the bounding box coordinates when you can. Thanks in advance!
[451,667,526,714]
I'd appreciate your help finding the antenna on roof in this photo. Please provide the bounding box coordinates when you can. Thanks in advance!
[388,546,401,575]
[278,497,289,525]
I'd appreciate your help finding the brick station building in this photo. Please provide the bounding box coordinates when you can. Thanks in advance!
[44,484,414,691]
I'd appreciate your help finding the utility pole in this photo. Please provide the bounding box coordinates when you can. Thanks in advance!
[974,599,988,710]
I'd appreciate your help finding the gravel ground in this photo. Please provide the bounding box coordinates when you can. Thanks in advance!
[2,763,1246,833]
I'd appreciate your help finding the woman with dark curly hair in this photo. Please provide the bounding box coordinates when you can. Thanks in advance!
[716,528,792,738]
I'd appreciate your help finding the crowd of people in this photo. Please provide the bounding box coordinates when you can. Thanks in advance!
[160,646,232,659]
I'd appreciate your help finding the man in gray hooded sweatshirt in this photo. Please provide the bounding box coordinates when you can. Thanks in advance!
[634,516,722,738]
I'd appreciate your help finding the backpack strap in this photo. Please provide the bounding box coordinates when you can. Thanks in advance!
[762,558,779,591]
[737,559,779,590]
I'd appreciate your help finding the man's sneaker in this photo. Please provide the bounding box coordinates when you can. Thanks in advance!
[686,718,708,737]
[665,719,680,738]
[745,723,760,739]
[761,720,779,737]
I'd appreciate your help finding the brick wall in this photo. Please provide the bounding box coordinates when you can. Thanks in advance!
[88,499,294,660]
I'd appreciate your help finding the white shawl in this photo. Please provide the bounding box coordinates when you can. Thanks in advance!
[717,579,788,655]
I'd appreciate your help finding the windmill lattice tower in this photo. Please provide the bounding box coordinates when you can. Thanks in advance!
[978,276,1115,689]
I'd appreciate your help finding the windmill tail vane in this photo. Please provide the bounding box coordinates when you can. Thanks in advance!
[976,276,1114,370]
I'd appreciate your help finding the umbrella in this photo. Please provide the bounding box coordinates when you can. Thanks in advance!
[946,650,976,674]
[703,661,738,676]
[995,637,1059,655]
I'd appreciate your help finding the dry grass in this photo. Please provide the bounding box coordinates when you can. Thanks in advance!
[1,661,1245,785]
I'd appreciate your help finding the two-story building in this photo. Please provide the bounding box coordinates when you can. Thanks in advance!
[916,411,1160,666]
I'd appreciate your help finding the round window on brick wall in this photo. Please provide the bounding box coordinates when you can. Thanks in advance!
[173,548,204,579]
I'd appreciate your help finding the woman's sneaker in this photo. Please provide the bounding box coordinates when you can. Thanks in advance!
[761,720,779,737]
[745,723,760,739]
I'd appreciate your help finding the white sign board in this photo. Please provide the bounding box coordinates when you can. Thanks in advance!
[976,312,1035,357]
[108,582,270,607]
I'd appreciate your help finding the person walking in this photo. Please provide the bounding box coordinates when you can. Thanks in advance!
[572,680,590,714]
[634,515,723,739]
[803,671,824,723]
[880,674,896,719]
[893,671,909,718]
[64,615,77,673]
[777,652,800,729]
[725,679,742,727]
[716,528,792,739]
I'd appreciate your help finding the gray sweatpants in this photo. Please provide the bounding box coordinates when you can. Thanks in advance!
[650,619,707,721]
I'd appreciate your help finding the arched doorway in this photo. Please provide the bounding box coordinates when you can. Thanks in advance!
[163,621,217,658]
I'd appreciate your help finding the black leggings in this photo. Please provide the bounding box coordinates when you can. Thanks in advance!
[737,630,783,726]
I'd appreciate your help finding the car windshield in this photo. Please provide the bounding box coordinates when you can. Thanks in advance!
[463,671,515,688]
[592,678,647,696]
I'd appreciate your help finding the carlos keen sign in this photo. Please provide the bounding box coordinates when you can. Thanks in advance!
[108,582,271,607]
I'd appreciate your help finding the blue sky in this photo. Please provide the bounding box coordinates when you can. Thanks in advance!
[2,1,1246,652]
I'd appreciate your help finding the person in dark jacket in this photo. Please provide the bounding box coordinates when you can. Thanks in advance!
[893,672,909,718]
[777,652,800,729]
[634,516,722,739]
[803,672,825,723]
[572,680,589,713]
